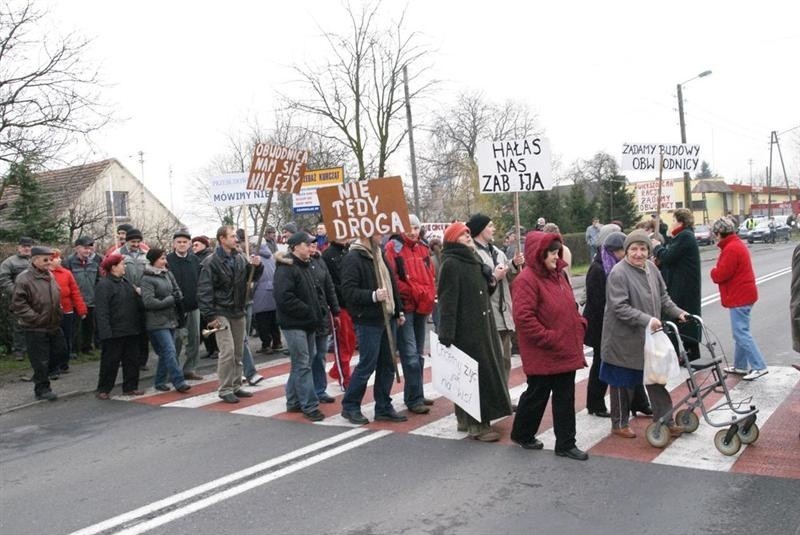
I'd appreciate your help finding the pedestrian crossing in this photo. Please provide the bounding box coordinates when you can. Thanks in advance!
[116,351,800,480]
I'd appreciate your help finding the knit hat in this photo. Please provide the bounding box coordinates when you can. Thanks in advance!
[125,228,143,242]
[191,235,210,248]
[408,214,421,228]
[146,247,165,265]
[117,223,133,233]
[712,217,736,235]
[282,222,298,234]
[596,223,622,250]
[101,253,124,273]
[603,231,626,251]
[173,229,191,241]
[30,246,54,257]
[74,236,94,247]
[466,213,491,237]
[18,236,34,246]
[623,230,652,253]
[287,232,313,248]
[443,222,470,243]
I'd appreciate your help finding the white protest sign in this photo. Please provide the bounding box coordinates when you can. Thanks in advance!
[209,173,274,208]
[634,179,675,213]
[476,137,552,194]
[420,222,448,242]
[430,331,481,421]
[621,143,701,172]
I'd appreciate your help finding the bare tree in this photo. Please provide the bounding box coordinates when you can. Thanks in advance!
[0,0,111,196]
[285,1,431,181]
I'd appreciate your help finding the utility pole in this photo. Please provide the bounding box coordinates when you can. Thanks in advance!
[168,164,174,213]
[677,83,690,211]
[768,135,774,219]
[403,65,420,215]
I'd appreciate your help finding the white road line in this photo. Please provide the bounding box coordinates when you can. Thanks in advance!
[68,428,369,535]
[110,430,392,535]
[652,366,800,472]
[700,266,791,307]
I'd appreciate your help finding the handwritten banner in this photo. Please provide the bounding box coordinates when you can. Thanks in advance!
[316,176,410,241]
[621,143,701,172]
[430,331,481,421]
[634,179,675,213]
[246,143,309,194]
[476,137,552,194]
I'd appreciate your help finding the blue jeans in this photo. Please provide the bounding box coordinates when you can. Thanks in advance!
[149,329,187,388]
[342,323,395,416]
[312,333,330,396]
[396,312,426,407]
[283,329,318,413]
[730,306,767,371]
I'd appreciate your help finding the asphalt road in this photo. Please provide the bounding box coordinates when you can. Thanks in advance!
[1,240,798,535]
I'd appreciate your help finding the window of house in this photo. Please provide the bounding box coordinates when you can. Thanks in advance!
[106,191,129,219]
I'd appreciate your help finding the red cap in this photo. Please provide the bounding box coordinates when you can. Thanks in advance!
[443,222,470,243]
[101,253,124,273]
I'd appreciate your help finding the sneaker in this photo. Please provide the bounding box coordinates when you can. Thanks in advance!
[743,369,768,381]
[724,366,749,375]
[304,409,325,422]
[247,374,264,386]
[36,391,58,401]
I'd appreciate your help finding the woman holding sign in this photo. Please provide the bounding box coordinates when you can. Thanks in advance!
[437,222,512,442]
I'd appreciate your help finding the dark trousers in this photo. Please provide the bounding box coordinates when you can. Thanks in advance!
[97,335,141,393]
[49,313,75,373]
[137,332,150,367]
[586,346,608,412]
[74,307,96,353]
[25,329,66,396]
[254,310,281,349]
[511,371,577,452]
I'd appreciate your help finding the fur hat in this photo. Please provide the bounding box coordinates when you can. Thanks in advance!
[466,213,491,237]
[443,222,470,243]
[623,230,652,253]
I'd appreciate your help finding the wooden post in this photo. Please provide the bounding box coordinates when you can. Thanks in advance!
[514,192,521,250]
[655,152,665,236]
[370,239,402,383]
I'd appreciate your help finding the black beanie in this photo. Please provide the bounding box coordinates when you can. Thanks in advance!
[126,228,143,241]
[466,213,491,237]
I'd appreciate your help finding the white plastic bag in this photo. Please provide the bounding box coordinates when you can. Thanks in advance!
[643,327,680,385]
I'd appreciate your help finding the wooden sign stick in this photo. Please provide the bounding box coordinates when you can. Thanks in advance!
[371,239,402,383]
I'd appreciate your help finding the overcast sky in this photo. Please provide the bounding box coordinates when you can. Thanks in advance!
[43,0,800,231]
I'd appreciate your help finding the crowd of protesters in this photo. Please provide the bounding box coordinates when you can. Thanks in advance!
[1,207,788,459]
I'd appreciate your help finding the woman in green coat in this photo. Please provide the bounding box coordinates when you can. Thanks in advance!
[653,208,702,360]
[437,222,512,442]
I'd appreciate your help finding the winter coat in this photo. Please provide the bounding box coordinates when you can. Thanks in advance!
[310,252,340,334]
[512,231,586,376]
[340,246,403,325]
[10,267,62,331]
[274,252,325,332]
[65,253,101,307]
[95,275,143,340]
[474,240,516,331]
[710,234,758,308]
[601,259,684,370]
[166,251,201,311]
[197,247,263,319]
[437,242,512,422]
[654,226,701,343]
[321,242,349,308]
[194,247,213,263]
[384,234,436,315]
[792,243,800,353]
[52,265,88,316]
[141,266,183,331]
[582,255,609,349]
[119,245,148,287]
[252,245,277,314]
[0,254,30,295]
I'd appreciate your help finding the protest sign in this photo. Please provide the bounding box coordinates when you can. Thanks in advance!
[430,331,481,421]
[621,143,701,172]
[634,179,675,213]
[476,137,552,194]
[291,167,345,214]
[246,143,309,194]
[316,176,411,241]
[420,222,448,242]
[209,173,275,208]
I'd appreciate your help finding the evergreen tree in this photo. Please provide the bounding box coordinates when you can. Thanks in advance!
[696,160,713,178]
[564,182,591,233]
[2,161,66,243]
[598,174,641,229]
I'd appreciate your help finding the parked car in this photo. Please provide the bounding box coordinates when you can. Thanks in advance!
[694,225,715,246]
[738,217,766,240]
[747,220,790,243]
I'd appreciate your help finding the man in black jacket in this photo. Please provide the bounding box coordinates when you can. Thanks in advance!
[197,226,263,403]
[167,229,203,380]
[274,232,327,421]
[339,234,406,425]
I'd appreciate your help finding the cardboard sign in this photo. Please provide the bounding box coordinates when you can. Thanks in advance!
[209,173,275,207]
[621,143,701,172]
[291,167,345,214]
[316,176,410,241]
[246,143,309,193]
[420,222,448,242]
[634,179,675,213]
[477,137,552,194]
[430,331,481,421]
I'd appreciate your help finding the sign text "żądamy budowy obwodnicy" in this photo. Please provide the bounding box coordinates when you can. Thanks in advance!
[620,143,701,172]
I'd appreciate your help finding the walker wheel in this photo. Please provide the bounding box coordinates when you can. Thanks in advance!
[714,429,742,456]
[738,423,760,445]
[675,409,700,433]
[646,422,671,448]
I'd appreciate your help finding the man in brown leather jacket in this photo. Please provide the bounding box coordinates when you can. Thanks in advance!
[10,246,65,401]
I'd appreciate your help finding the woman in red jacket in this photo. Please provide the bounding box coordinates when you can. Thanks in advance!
[50,250,88,377]
[510,231,588,460]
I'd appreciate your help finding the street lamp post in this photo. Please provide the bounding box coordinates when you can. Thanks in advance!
[677,70,712,213]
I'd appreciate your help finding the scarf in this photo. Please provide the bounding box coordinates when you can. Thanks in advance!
[600,246,620,275]
[671,223,686,237]
[351,241,395,316]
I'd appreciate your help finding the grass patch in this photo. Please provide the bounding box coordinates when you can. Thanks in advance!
[570,263,590,277]
[0,349,101,378]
